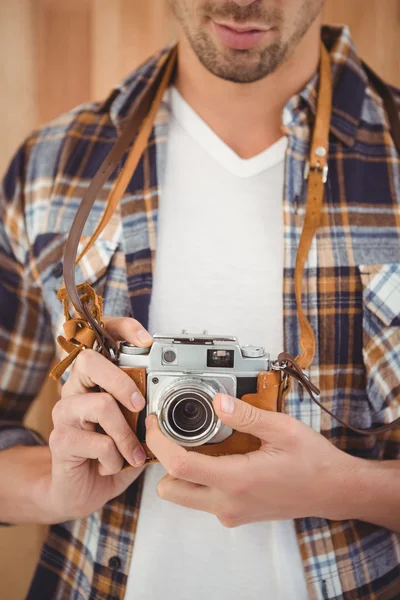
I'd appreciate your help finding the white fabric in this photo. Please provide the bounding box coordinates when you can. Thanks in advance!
[125,87,308,600]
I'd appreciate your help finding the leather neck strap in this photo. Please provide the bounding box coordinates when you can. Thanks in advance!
[278,352,400,435]
[295,43,331,369]
[62,47,177,361]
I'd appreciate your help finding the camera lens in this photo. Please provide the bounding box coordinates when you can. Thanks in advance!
[158,379,222,446]
[167,393,213,439]
[172,398,208,433]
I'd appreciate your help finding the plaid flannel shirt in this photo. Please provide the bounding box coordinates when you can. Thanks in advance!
[1,25,399,600]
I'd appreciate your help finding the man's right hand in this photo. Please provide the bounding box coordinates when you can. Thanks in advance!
[45,317,153,522]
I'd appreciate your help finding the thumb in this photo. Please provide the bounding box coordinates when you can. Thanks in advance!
[213,393,285,440]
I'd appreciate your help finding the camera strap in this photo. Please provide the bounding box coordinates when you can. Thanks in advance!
[50,48,177,379]
[51,43,400,437]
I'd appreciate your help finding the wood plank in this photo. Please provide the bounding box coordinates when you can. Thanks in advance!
[90,0,177,102]
[119,0,176,80]
[90,0,122,101]
[35,0,92,124]
[0,0,37,174]
[324,0,400,85]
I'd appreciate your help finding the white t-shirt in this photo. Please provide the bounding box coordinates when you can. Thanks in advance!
[125,87,308,600]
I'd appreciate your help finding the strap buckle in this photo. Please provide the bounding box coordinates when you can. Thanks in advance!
[271,359,288,371]
[304,161,329,184]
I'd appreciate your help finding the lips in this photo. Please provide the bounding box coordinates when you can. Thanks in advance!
[212,21,269,50]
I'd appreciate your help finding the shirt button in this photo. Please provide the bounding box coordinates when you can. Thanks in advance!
[108,556,121,570]
[52,262,63,278]
[282,107,292,127]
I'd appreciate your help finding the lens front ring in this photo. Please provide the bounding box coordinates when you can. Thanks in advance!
[157,379,222,446]
[171,396,211,435]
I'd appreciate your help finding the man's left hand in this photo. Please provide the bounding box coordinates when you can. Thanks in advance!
[145,393,361,527]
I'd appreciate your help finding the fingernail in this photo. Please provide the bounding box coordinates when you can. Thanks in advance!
[221,394,235,414]
[138,329,153,344]
[132,446,146,466]
[132,392,145,411]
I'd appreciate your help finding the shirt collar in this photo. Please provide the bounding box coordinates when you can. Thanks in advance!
[294,25,368,147]
[98,42,177,134]
[100,26,367,147]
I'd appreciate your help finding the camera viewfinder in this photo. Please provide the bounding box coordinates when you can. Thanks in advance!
[207,349,234,368]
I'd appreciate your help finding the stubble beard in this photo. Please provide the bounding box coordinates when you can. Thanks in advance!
[170,1,323,83]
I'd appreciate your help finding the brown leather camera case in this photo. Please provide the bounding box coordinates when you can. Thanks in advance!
[120,367,286,463]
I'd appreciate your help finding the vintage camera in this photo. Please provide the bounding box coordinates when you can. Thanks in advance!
[118,332,274,448]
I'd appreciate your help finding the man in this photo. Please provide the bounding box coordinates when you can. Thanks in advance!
[0,0,399,598]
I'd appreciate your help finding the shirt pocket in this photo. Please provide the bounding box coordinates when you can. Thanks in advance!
[359,263,400,419]
[29,232,119,334]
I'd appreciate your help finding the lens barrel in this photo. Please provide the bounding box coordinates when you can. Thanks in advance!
[158,379,220,446]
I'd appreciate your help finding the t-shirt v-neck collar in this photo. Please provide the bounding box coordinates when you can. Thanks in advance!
[168,86,288,179]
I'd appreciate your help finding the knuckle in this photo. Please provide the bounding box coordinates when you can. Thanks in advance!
[156,481,167,500]
[60,378,71,398]
[240,403,262,430]
[49,426,69,454]
[75,348,95,372]
[97,393,116,416]
[51,400,65,424]
[114,318,142,342]
[230,480,247,497]
[118,424,135,447]
[74,349,88,371]
[105,317,143,339]
[218,506,239,523]
[218,518,237,529]
[217,507,240,528]
[284,416,300,443]
[99,435,116,457]
[113,368,134,392]
[168,456,189,479]
[48,429,58,452]
[101,458,123,476]
[126,318,142,333]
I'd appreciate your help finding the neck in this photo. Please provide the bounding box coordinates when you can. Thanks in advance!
[175,18,322,158]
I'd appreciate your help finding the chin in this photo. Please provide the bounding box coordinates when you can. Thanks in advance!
[206,56,270,84]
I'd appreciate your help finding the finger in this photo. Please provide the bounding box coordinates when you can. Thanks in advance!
[61,349,146,412]
[145,415,248,491]
[52,393,147,467]
[110,463,146,497]
[213,393,287,441]
[157,474,224,515]
[103,316,153,347]
[50,426,124,475]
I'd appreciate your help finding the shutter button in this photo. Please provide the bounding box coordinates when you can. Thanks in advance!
[242,346,266,358]
[108,556,121,570]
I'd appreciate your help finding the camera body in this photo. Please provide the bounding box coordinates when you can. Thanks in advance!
[118,332,272,448]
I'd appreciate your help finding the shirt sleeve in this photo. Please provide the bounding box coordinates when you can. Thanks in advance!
[0,141,55,453]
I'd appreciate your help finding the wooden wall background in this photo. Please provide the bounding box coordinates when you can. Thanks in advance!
[0,1,399,598]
